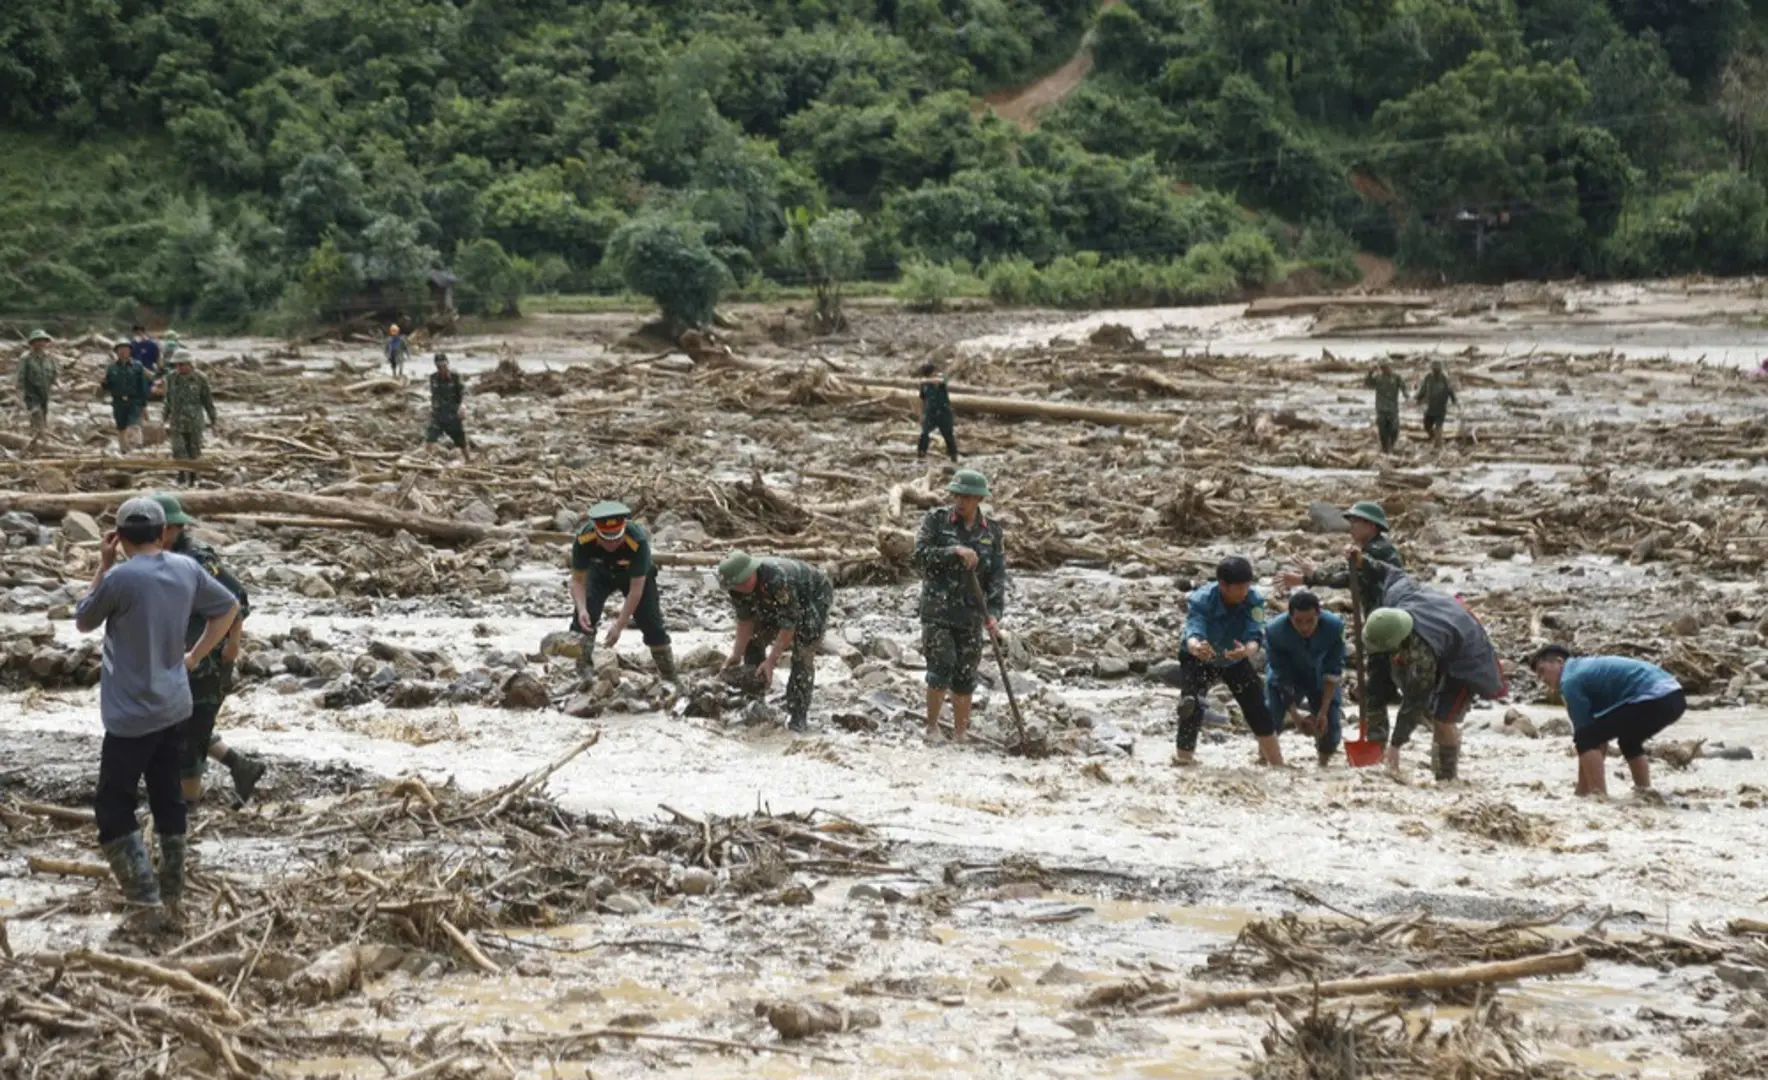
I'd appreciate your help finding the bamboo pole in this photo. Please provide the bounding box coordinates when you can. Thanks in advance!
[1144,949,1586,1016]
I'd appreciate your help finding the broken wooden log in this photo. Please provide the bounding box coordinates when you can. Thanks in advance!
[1144,949,1586,1016]
[287,943,405,1004]
[70,947,248,1023]
[833,382,1173,427]
[25,856,111,880]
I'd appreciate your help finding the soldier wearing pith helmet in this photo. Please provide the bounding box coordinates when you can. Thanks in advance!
[914,468,1005,743]
[568,500,675,684]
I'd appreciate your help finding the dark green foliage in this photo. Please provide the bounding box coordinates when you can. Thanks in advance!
[608,214,732,333]
[1,0,1766,322]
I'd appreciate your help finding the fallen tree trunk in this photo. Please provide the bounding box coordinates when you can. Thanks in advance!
[1145,949,1586,1016]
[70,947,247,1023]
[835,383,1173,427]
[26,856,111,880]
[0,489,531,544]
[287,943,405,1004]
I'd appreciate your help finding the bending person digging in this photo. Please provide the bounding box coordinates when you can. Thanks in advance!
[1174,556,1280,768]
[718,551,835,735]
[569,500,676,686]
[1361,563,1505,782]
[1528,645,1685,798]
[914,469,1006,743]
[1264,590,1345,768]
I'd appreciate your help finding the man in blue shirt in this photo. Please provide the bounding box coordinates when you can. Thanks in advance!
[130,324,161,376]
[1175,556,1280,767]
[1264,591,1344,768]
[1529,646,1685,798]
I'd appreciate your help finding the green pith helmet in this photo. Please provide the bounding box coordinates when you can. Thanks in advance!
[1345,501,1389,531]
[150,492,195,526]
[27,329,50,344]
[587,500,631,521]
[948,469,990,497]
[113,339,132,353]
[1363,608,1415,653]
[165,331,179,343]
[717,551,759,590]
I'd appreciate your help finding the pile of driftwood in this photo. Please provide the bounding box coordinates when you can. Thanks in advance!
[1250,998,1569,1080]
[0,733,888,1076]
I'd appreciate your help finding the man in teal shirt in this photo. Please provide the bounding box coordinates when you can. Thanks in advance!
[1264,591,1344,767]
[1529,646,1684,798]
[1175,556,1279,768]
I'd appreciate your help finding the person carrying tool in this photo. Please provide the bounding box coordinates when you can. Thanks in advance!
[1361,562,1505,782]
[914,469,1005,743]
[163,356,218,484]
[104,339,152,451]
[74,496,239,929]
[153,494,266,805]
[1264,591,1344,768]
[16,328,58,439]
[1416,358,1458,448]
[917,361,958,463]
[1528,646,1685,798]
[424,353,471,461]
[718,551,834,734]
[386,324,410,377]
[1278,501,1404,747]
[569,500,676,686]
[1174,556,1280,767]
[1365,359,1407,453]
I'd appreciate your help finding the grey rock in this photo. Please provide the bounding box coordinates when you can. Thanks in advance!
[310,653,347,678]
[540,631,583,659]
[269,674,302,695]
[61,511,102,543]
[1148,659,1185,687]
[459,500,498,526]
[500,671,549,710]
[602,892,648,915]
[1036,962,1090,987]
[1307,501,1349,534]
[0,511,41,541]
[675,868,717,896]
[1093,656,1132,679]
[2,586,54,613]
[320,678,371,710]
[299,574,337,600]
[553,509,577,534]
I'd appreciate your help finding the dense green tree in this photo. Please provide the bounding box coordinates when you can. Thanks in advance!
[783,207,866,330]
[608,213,732,333]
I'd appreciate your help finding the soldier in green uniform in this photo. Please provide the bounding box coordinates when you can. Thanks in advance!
[161,331,184,368]
[425,353,471,461]
[1365,359,1406,453]
[914,469,1005,743]
[718,551,835,734]
[104,339,152,451]
[1277,501,1404,746]
[16,328,58,439]
[569,500,676,684]
[163,356,218,484]
[153,494,267,804]
[1416,358,1458,448]
[917,361,958,463]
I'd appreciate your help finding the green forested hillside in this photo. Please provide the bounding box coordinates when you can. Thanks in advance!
[2,0,1766,326]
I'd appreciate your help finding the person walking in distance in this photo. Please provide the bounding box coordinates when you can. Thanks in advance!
[1365,360,1406,453]
[386,324,410,377]
[104,339,152,452]
[917,361,958,463]
[1416,358,1458,449]
[424,353,471,461]
[16,328,58,441]
[74,497,239,928]
[163,356,219,484]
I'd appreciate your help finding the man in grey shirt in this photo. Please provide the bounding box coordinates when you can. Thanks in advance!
[75,496,238,924]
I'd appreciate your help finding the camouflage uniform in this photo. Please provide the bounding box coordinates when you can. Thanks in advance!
[1305,535,1404,744]
[426,370,467,449]
[163,366,217,468]
[172,533,250,781]
[1365,368,1405,452]
[913,505,1005,694]
[729,558,834,728]
[1417,368,1457,444]
[104,358,151,432]
[16,349,57,436]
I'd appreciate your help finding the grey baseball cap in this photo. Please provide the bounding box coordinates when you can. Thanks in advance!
[117,496,167,527]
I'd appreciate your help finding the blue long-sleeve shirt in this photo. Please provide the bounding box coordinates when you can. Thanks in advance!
[1265,611,1345,698]
[1183,583,1267,668]
[131,337,160,374]
[1560,657,1682,733]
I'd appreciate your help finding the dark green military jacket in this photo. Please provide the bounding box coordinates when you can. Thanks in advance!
[429,370,465,419]
[1307,534,1404,615]
[17,351,57,403]
[571,521,654,584]
[913,505,1005,627]
[164,369,217,429]
[1417,371,1457,413]
[174,534,250,703]
[103,359,151,405]
[1365,370,1405,415]
[920,376,953,421]
[730,558,833,635]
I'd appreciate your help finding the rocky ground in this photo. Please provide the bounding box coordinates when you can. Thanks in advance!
[3,281,1768,1079]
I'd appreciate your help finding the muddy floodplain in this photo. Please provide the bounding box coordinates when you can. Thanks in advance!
[4,281,1768,1079]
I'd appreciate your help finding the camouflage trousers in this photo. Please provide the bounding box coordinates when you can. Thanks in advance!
[922,621,984,694]
[743,623,822,725]
[171,423,203,460]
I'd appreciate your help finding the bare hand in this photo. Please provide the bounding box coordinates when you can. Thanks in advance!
[1343,544,1362,562]
[1276,570,1305,589]
[1224,640,1254,662]
[757,659,776,686]
[985,616,999,640]
[183,652,200,672]
[1287,705,1311,727]
[576,609,594,634]
[1186,638,1215,661]
[602,621,625,649]
[1383,745,1403,771]
[1294,557,1316,577]
[99,531,121,567]
[954,546,979,570]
